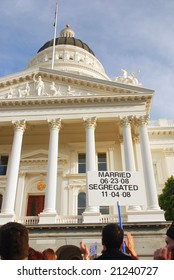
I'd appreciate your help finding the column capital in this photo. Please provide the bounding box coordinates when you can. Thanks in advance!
[48,118,61,130]
[12,120,26,132]
[135,115,149,127]
[120,116,133,127]
[83,117,97,129]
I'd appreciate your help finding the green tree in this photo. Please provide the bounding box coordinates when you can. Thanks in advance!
[158,176,174,221]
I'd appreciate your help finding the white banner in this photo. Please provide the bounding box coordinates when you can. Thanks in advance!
[87,171,147,206]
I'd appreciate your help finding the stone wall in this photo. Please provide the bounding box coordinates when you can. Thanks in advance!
[27,221,170,260]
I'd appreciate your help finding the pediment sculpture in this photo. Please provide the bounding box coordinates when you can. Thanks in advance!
[0,75,99,100]
[113,69,142,86]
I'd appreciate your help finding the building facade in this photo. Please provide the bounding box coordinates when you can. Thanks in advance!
[0,25,174,226]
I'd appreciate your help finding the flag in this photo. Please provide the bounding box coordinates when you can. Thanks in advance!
[53,1,58,27]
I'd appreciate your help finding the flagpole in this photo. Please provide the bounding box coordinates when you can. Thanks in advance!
[117,201,126,253]
[51,0,58,70]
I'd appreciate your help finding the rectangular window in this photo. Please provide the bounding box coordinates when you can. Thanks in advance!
[98,153,107,171]
[78,153,107,173]
[100,206,109,215]
[0,156,8,176]
[78,154,86,173]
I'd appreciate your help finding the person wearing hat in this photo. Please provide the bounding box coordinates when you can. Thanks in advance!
[154,222,174,260]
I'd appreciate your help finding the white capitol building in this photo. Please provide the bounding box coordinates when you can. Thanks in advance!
[0,24,173,257]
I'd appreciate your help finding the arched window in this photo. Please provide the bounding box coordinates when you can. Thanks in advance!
[78,192,86,215]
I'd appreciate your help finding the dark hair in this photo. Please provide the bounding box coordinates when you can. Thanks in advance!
[102,223,123,249]
[56,245,83,260]
[28,247,46,260]
[0,222,29,260]
[166,222,174,240]
[42,248,56,260]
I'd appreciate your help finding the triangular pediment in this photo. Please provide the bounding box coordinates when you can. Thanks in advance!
[21,149,68,163]
[0,67,154,101]
[21,149,48,161]
[0,67,154,115]
[0,68,154,120]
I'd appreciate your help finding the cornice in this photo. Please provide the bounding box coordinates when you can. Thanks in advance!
[0,94,152,112]
[39,67,154,93]
[148,130,174,136]
[148,121,174,135]
[20,158,67,164]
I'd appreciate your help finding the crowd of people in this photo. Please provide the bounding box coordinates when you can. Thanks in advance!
[0,221,173,260]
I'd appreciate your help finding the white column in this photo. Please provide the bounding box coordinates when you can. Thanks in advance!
[108,147,115,171]
[39,119,61,224]
[119,136,126,170]
[0,120,26,221]
[83,117,100,222]
[15,173,26,217]
[121,117,136,171]
[133,135,144,172]
[120,117,141,211]
[85,117,97,172]
[137,116,160,210]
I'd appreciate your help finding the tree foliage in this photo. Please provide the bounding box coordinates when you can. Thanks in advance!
[158,176,174,221]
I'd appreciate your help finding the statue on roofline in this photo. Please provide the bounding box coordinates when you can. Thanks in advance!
[113,69,142,86]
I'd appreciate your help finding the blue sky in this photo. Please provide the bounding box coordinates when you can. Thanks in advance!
[0,0,174,120]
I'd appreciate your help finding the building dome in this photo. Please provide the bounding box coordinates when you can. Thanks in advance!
[38,24,95,56]
[27,25,110,80]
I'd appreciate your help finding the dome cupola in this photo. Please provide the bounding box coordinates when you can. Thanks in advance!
[27,25,110,80]
[60,24,75,37]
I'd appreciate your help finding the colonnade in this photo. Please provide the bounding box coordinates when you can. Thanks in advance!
[0,115,161,224]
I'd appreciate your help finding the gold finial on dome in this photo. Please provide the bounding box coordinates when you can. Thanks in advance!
[60,24,75,38]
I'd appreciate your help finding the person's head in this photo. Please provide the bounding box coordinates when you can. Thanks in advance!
[42,248,57,260]
[56,245,83,260]
[0,222,29,260]
[28,247,46,260]
[165,222,174,257]
[102,223,124,250]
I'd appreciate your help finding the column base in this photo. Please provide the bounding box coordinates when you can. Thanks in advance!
[82,211,101,223]
[0,213,16,225]
[127,209,165,222]
[39,212,57,224]
[127,206,142,211]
